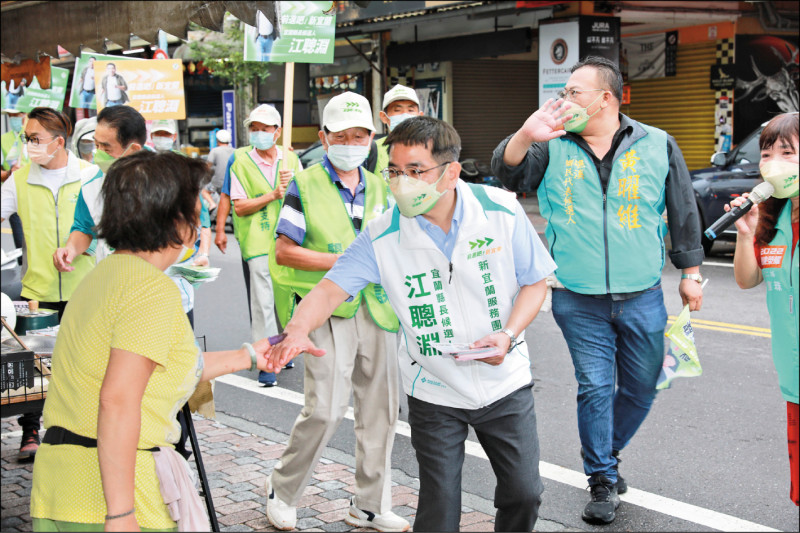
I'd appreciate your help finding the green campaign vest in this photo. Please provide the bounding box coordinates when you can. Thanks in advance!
[276,163,398,332]
[374,136,390,174]
[762,202,799,403]
[230,146,301,261]
[539,124,669,294]
[14,160,95,302]
[2,130,27,171]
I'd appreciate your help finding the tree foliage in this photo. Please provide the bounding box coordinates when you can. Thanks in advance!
[188,18,271,92]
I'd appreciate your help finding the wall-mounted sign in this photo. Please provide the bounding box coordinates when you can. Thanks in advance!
[710,64,736,91]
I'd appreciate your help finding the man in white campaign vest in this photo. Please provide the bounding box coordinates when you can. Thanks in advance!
[264,116,557,532]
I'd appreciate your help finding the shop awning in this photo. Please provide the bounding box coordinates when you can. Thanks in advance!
[0,1,279,61]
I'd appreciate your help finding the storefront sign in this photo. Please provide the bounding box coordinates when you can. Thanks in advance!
[709,63,735,91]
[94,59,186,119]
[621,31,677,81]
[539,21,580,104]
[69,53,141,110]
[244,1,336,64]
[1,66,69,112]
[579,16,620,64]
[222,89,237,148]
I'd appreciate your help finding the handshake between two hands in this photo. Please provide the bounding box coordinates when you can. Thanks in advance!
[251,332,326,374]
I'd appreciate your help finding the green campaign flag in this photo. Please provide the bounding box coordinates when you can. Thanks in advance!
[2,67,70,112]
[243,1,335,64]
[657,304,702,390]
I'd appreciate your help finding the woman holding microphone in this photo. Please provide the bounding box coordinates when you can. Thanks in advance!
[726,112,798,506]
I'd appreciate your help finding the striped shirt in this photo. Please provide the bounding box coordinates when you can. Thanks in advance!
[276,155,370,245]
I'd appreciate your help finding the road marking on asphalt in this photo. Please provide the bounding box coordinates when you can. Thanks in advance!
[668,316,771,338]
[702,261,734,267]
[1,430,22,439]
[216,373,779,532]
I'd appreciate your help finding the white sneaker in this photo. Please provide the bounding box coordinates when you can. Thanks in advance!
[343,498,410,532]
[265,475,297,530]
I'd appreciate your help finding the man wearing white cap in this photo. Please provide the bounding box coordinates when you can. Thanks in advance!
[207,129,234,194]
[228,104,302,387]
[71,116,97,162]
[265,92,408,532]
[150,119,180,153]
[373,84,422,174]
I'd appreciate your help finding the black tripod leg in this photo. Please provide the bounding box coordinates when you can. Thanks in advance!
[182,403,220,532]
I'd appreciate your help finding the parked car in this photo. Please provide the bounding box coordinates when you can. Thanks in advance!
[298,140,324,169]
[690,122,765,254]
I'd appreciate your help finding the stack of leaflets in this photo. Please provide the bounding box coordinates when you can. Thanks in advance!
[165,265,221,287]
[432,343,502,361]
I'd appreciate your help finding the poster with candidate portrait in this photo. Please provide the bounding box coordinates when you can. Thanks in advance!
[94,59,186,119]
[734,35,799,145]
[243,1,335,64]
[70,53,141,110]
[1,67,69,113]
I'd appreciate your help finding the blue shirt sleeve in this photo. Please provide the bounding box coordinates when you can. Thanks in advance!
[70,189,97,237]
[221,153,236,196]
[199,194,210,228]
[512,200,557,286]
[324,226,382,297]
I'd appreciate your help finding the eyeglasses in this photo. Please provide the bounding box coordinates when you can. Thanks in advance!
[381,162,451,182]
[558,88,606,101]
[20,134,57,146]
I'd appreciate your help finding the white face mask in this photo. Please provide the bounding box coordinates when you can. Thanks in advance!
[327,143,370,171]
[388,113,417,132]
[27,137,60,166]
[760,160,799,198]
[390,164,449,217]
[152,136,175,152]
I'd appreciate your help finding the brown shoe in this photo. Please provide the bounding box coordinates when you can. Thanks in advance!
[18,428,40,461]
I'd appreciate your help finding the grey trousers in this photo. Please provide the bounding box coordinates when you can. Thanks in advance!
[407,384,544,532]
[271,305,400,513]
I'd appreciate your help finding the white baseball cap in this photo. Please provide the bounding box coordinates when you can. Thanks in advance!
[323,92,375,133]
[382,84,419,110]
[215,129,231,143]
[244,104,281,129]
[151,119,177,135]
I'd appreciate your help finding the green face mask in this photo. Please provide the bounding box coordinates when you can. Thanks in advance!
[563,92,605,134]
[94,144,132,173]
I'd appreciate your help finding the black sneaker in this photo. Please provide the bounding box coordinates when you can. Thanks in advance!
[612,450,628,494]
[582,475,620,524]
[580,447,628,494]
[18,428,40,461]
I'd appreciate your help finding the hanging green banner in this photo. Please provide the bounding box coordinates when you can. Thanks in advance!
[243,1,336,64]
[1,66,70,112]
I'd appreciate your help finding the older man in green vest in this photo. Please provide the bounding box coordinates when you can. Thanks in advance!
[264,92,408,532]
[372,84,423,175]
[228,104,302,387]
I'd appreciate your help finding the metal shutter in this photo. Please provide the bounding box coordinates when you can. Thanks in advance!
[452,60,538,164]
[621,41,717,171]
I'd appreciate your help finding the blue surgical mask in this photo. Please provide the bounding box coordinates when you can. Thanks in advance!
[9,116,23,133]
[388,113,416,132]
[250,131,275,150]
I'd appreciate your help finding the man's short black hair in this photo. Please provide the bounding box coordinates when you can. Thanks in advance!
[97,105,147,147]
[96,151,210,253]
[384,116,461,164]
[571,56,623,102]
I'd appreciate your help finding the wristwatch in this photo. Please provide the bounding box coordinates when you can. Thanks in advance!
[500,328,517,353]
[681,273,703,283]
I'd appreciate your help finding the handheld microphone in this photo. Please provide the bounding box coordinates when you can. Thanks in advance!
[704,182,774,240]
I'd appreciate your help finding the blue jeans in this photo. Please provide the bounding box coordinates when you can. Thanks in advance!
[106,99,123,107]
[257,35,274,61]
[552,285,667,482]
[79,89,94,108]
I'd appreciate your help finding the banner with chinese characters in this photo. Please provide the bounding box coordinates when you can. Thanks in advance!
[1,66,69,112]
[94,59,186,119]
[538,21,580,105]
[243,1,336,63]
[579,16,620,65]
[70,53,141,110]
[621,31,677,81]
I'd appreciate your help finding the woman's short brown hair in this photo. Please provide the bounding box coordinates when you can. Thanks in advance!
[755,112,799,246]
[96,151,210,253]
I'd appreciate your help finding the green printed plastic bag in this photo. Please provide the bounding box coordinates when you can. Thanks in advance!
[657,304,702,390]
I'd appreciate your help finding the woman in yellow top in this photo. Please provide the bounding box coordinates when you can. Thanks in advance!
[30,151,276,531]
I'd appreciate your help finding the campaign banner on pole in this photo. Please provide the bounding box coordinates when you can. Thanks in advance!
[94,59,186,119]
[222,89,237,148]
[538,21,580,105]
[1,66,70,112]
[70,53,141,110]
[244,1,336,64]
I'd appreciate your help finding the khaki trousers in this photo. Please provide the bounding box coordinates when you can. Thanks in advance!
[271,305,400,514]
